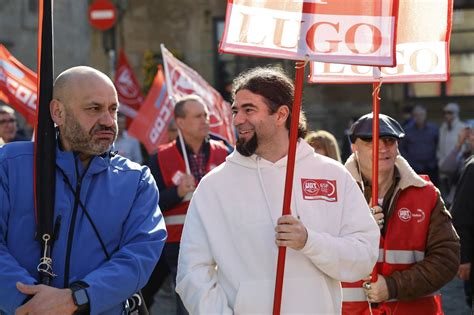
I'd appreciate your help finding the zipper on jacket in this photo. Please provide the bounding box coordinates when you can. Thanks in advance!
[63,158,91,288]
[63,177,82,288]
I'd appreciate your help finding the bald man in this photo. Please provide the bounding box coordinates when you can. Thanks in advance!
[0,66,166,314]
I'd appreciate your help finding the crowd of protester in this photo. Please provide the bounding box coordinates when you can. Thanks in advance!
[1,73,473,313]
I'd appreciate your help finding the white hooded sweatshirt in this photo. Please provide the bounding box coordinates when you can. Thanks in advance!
[176,140,379,314]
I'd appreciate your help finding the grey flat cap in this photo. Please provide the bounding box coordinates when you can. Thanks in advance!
[349,113,405,143]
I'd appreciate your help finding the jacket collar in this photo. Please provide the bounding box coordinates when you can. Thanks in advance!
[345,153,427,190]
[56,139,111,177]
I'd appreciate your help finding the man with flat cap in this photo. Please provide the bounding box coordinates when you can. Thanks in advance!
[342,112,460,314]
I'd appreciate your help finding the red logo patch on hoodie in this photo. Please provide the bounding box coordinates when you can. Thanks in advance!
[301,179,337,202]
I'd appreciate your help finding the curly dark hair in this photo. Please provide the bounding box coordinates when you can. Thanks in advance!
[232,66,307,139]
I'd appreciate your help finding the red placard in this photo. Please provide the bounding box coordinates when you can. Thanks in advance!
[88,0,117,31]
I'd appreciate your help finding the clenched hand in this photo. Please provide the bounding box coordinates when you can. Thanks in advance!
[275,215,308,250]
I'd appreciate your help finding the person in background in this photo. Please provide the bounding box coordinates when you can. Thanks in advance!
[176,67,379,314]
[114,112,143,164]
[451,147,474,309]
[400,104,414,129]
[0,105,27,143]
[399,105,439,186]
[343,113,459,314]
[145,94,229,315]
[341,117,358,162]
[438,102,466,199]
[439,124,474,206]
[167,119,178,143]
[305,130,342,162]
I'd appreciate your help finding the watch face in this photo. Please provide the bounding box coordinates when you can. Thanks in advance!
[73,289,88,306]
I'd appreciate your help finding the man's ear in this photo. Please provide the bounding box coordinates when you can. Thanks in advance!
[175,117,185,130]
[351,143,357,153]
[50,99,65,126]
[276,105,290,126]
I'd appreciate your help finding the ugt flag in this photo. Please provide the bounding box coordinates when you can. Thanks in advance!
[114,48,144,118]
[310,0,453,83]
[220,0,399,66]
[161,44,235,145]
[0,45,37,126]
[128,66,174,154]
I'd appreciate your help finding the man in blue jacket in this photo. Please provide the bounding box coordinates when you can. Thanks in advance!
[0,66,167,314]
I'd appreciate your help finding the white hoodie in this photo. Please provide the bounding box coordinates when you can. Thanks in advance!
[176,140,379,314]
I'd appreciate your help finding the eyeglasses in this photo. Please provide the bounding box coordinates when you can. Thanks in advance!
[359,137,398,146]
[0,118,17,125]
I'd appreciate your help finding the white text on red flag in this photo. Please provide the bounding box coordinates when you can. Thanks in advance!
[114,48,144,117]
[128,67,174,153]
[0,45,37,126]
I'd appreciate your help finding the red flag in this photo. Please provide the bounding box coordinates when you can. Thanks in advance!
[220,0,399,66]
[309,0,453,83]
[0,44,37,126]
[114,48,144,118]
[161,45,235,145]
[128,66,173,154]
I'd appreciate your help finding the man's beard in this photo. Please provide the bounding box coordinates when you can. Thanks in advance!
[236,132,258,157]
[62,110,117,156]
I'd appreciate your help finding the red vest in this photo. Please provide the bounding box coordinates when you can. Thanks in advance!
[157,139,228,243]
[342,176,443,315]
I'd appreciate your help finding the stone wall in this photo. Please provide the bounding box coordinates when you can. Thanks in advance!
[90,0,227,84]
[0,0,90,74]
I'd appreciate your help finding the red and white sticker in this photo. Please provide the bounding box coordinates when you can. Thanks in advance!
[398,207,426,223]
[301,178,337,202]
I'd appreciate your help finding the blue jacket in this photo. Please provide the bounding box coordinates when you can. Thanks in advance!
[0,141,167,314]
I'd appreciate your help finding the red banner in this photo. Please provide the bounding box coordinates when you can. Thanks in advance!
[114,48,144,118]
[0,45,37,126]
[128,66,173,154]
[309,0,453,83]
[161,45,235,145]
[220,0,399,66]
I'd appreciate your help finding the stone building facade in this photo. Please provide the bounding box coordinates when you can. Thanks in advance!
[91,0,474,145]
[1,0,473,146]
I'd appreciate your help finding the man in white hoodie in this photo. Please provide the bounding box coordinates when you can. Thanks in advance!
[176,67,380,314]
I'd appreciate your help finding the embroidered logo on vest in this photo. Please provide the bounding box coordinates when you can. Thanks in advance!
[301,178,337,202]
[398,207,426,223]
[398,208,412,222]
[413,209,426,223]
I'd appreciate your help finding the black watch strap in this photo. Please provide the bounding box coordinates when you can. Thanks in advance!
[70,281,90,314]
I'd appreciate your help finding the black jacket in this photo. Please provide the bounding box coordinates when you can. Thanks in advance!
[451,156,474,286]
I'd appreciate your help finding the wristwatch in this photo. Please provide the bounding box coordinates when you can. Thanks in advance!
[70,282,90,314]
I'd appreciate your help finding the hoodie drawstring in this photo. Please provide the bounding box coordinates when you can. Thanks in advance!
[256,156,273,219]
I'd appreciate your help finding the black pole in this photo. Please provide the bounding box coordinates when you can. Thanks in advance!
[35,0,56,285]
